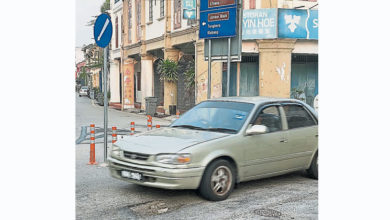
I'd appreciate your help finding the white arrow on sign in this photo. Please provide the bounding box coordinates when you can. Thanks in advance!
[202,22,206,26]
[97,18,109,41]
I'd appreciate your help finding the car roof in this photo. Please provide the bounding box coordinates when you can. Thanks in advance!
[209,96,302,105]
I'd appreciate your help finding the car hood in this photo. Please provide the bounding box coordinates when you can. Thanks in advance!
[115,127,230,155]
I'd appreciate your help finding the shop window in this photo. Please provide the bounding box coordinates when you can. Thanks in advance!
[174,0,182,29]
[149,0,153,22]
[115,17,118,48]
[136,0,141,41]
[128,0,132,43]
[160,0,164,17]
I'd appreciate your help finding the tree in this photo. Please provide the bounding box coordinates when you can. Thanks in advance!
[100,0,110,13]
[157,59,179,82]
[87,0,110,26]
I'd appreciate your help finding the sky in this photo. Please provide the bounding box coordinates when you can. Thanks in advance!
[76,0,105,47]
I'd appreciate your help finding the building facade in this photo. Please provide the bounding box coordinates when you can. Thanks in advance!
[110,0,319,114]
[109,0,123,109]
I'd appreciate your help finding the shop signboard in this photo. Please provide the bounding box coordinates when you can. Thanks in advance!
[278,9,318,39]
[183,0,196,20]
[242,9,277,39]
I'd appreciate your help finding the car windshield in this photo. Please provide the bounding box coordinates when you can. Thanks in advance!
[171,101,254,133]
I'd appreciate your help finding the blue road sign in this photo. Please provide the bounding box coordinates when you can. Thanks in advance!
[199,0,237,39]
[93,13,113,48]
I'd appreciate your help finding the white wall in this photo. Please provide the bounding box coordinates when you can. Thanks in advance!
[111,0,123,55]
[145,0,165,40]
[171,0,196,33]
[140,59,153,109]
[75,47,84,64]
[109,61,121,102]
[292,40,318,54]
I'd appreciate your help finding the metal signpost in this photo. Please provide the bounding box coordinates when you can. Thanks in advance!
[200,0,241,97]
[93,13,113,164]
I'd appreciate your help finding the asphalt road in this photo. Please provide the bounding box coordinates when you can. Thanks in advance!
[76,94,318,220]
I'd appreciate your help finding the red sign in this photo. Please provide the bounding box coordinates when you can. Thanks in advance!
[208,11,230,22]
[208,0,235,8]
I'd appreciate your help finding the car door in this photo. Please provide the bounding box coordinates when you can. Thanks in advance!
[281,103,318,169]
[242,104,290,179]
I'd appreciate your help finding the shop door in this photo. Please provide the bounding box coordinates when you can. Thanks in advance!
[291,55,318,107]
[153,59,164,107]
[222,62,237,96]
[239,58,259,97]
[135,72,142,103]
[119,72,122,103]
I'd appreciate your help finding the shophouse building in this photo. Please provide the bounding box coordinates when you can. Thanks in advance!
[112,0,318,115]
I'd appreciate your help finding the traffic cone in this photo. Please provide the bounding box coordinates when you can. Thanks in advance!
[88,124,98,165]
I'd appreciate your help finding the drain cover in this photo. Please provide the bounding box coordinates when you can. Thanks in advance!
[253,208,282,218]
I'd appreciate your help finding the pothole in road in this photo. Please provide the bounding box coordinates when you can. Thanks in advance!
[125,200,184,217]
[253,208,282,218]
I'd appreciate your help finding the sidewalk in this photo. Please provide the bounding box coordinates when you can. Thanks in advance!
[90,97,176,123]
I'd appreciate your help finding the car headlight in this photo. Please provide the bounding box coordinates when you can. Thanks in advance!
[155,153,191,165]
[111,145,121,157]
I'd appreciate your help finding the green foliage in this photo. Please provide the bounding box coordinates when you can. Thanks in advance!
[290,88,305,101]
[184,60,195,91]
[100,0,110,13]
[77,66,88,85]
[157,59,179,82]
[87,0,110,26]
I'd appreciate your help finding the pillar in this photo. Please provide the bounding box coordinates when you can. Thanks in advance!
[257,39,296,98]
[163,48,180,114]
[140,54,154,110]
[195,41,223,104]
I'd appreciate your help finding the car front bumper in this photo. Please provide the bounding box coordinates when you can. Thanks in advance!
[108,157,204,190]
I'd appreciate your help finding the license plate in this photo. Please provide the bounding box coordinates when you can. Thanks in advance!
[121,170,142,181]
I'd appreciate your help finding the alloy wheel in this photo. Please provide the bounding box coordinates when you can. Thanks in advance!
[210,165,232,196]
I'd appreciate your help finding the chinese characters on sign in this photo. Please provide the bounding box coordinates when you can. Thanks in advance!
[242,9,277,39]
[123,61,134,108]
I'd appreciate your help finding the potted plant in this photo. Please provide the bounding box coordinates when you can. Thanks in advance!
[157,59,179,115]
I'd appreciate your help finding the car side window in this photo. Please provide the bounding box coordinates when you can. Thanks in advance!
[283,104,316,129]
[253,106,282,132]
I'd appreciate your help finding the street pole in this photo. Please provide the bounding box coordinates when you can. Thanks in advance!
[207,39,212,99]
[103,46,108,163]
[227,37,231,97]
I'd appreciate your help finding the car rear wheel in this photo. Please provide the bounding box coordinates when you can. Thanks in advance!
[198,159,235,201]
[307,151,318,179]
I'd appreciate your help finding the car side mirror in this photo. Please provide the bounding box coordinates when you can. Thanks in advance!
[246,125,269,135]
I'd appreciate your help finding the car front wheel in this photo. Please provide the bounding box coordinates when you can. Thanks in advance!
[198,159,235,201]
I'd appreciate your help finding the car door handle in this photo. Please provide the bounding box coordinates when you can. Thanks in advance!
[280,139,288,143]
